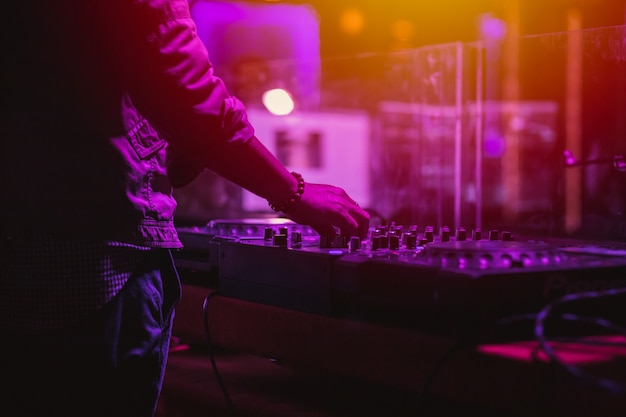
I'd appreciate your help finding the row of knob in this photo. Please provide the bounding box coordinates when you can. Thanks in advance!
[365,225,514,251]
[264,224,515,251]
[372,225,513,242]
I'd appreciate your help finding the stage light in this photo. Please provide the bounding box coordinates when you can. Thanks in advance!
[262,88,295,116]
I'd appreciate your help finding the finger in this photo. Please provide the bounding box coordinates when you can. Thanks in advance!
[345,204,370,239]
[339,223,358,239]
[311,223,338,238]
[356,211,371,239]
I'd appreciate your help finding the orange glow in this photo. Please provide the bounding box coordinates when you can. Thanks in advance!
[390,19,415,42]
[339,7,365,36]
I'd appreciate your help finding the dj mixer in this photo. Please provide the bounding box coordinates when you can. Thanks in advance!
[175,218,626,335]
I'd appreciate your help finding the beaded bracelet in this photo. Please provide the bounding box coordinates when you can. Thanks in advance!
[268,172,305,213]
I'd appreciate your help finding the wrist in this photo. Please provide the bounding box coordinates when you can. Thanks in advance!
[267,172,305,213]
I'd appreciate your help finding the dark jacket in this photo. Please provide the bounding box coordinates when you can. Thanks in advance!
[2,0,254,247]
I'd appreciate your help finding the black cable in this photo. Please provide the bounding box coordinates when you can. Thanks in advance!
[548,312,626,337]
[542,335,626,348]
[416,301,626,415]
[202,291,237,416]
[499,311,626,339]
[535,287,626,396]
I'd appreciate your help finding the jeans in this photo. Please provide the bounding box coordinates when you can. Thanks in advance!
[0,249,181,417]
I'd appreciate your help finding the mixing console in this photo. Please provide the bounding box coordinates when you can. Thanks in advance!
[176,218,626,334]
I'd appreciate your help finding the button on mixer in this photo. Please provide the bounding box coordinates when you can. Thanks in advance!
[349,236,361,252]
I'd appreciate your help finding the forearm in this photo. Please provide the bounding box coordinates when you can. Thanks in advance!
[206,135,371,239]
[205,136,299,205]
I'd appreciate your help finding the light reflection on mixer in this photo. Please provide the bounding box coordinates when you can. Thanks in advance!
[418,240,568,270]
[207,217,318,238]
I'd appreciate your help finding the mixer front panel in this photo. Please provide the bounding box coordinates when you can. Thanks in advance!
[219,237,345,316]
[175,218,626,332]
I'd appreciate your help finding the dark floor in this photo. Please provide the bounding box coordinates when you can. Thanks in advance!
[156,346,582,417]
[158,284,626,417]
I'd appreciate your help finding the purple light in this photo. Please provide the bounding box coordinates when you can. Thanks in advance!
[478,13,507,40]
[190,0,320,107]
[484,128,505,157]
[563,150,577,166]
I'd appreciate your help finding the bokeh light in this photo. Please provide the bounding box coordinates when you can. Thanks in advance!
[262,88,295,115]
[339,7,365,36]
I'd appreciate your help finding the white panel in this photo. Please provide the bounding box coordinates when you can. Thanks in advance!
[243,109,371,212]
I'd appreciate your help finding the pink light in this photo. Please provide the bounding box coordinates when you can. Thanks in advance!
[478,335,626,365]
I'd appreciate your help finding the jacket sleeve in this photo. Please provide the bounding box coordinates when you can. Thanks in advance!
[111,0,255,174]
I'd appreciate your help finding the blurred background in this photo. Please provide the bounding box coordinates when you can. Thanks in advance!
[175,0,626,243]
